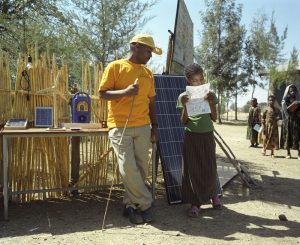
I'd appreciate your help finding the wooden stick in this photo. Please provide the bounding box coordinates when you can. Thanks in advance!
[214,129,257,187]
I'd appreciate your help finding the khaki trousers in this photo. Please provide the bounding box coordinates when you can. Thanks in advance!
[109,125,152,211]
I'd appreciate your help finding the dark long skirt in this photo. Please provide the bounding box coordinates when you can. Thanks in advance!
[280,117,300,150]
[182,131,216,205]
[246,124,259,145]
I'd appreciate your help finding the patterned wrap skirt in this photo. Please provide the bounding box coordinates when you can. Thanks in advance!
[262,122,279,150]
[182,130,217,205]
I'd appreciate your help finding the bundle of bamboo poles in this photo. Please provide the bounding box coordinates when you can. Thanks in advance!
[0,51,13,188]
[77,61,119,190]
[10,50,71,201]
[2,49,158,202]
[81,60,107,123]
[0,51,12,125]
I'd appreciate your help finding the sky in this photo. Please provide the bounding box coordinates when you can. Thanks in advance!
[141,0,300,107]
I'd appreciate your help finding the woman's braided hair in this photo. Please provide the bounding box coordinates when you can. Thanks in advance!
[184,63,203,79]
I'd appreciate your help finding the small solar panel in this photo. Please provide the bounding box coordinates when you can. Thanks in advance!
[35,107,53,127]
[4,118,28,129]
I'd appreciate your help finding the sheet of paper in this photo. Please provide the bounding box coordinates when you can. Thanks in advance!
[186,83,210,99]
[253,124,261,133]
[186,83,211,116]
[186,98,211,116]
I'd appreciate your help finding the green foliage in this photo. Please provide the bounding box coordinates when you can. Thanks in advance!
[62,0,156,66]
[0,0,69,72]
[1,0,156,84]
[241,10,288,98]
[229,102,236,111]
[241,100,251,113]
[269,47,299,89]
[198,0,245,122]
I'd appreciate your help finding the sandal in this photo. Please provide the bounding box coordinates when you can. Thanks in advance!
[212,196,222,210]
[188,205,200,218]
[261,150,266,156]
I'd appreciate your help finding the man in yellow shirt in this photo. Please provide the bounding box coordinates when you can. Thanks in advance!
[99,34,161,224]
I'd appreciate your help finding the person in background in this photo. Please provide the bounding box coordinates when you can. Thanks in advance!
[246,98,261,147]
[261,95,281,157]
[176,63,221,218]
[280,84,300,159]
[99,34,161,224]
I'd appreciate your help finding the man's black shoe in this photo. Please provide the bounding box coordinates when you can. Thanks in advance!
[123,207,144,224]
[141,208,152,223]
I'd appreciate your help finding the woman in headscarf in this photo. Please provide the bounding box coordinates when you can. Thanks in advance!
[280,84,300,159]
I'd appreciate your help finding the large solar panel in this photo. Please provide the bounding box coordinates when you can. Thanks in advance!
[154,75,225,205]
[154,75,186,204]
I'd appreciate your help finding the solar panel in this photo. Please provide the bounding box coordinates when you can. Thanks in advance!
[154,75,186,204]
[154,75,224,205]
[35,107,53,128]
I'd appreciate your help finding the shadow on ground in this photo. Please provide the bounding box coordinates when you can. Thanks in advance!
[1,157,299,241]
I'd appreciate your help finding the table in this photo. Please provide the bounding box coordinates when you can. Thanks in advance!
[1,128,157,220]
[1,128,109,220]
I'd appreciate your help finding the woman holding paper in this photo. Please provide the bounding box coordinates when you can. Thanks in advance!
[246,98,261,147]
[261,95,281,157]
[176,63,221,218]
[280,84,300,159]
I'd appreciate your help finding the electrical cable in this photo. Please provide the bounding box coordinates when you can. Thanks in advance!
[20,69,30,100]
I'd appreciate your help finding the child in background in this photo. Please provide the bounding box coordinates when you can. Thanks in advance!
[280,84,300,159]
[246,98,261,147]
[261,95,281,157]
[176,63,221,218]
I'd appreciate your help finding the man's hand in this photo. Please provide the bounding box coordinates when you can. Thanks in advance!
[150,127,159,143]
[124,84,139,96]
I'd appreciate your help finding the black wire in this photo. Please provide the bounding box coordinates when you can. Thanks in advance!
[20,70,30,100]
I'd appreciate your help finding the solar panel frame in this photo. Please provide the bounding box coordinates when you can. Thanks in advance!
[154,75,186,204]
[35,107,54,128]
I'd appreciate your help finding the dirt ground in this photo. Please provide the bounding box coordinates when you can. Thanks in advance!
[1,122,300,245]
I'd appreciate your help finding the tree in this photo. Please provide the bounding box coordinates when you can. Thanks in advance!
[242,37,259,99]
[233,71,249,119]
[198,0,245,123]
[242,100,251,113]
[0,0,69,72]
[244,11,287,96]
[62,0,156,66]
[269,47,299,89]
[1,0,156,86]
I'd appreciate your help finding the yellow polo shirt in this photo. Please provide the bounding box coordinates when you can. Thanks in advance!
[99,59,155,128]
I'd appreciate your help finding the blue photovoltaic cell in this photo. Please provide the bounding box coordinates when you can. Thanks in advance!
[35,107,53,127]
[154,75,186,204]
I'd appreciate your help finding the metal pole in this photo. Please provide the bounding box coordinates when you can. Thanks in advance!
[151,143,157,199]
[2,135,8,220]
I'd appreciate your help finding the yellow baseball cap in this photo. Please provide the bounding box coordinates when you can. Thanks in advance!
[130,34,162,55]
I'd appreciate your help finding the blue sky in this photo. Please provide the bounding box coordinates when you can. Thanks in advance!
[142,0,300,107]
